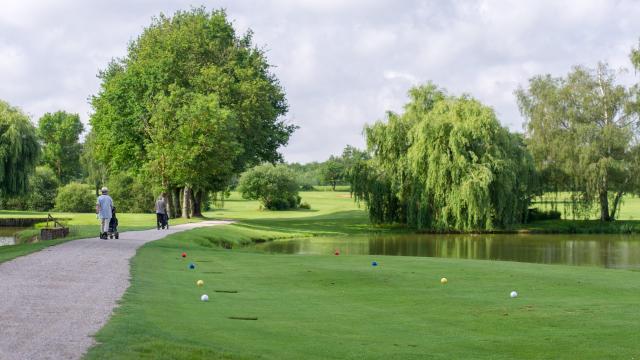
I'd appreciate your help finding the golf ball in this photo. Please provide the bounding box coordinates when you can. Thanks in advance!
[440,277,448,284]
[181,252,187,258]
[510,291,518,298]
[201,294,209,302]
[334,250,340,256]
[189,263,195,269]
[196,280,204,287]
[371,261,378,267]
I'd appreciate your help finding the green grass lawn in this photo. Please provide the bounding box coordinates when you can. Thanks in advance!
[82,192,640,359]
[85,224,640,359]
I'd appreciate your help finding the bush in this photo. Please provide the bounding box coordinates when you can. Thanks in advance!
[299,183,315,191]
[237,164,301,210]
[299,201,311,209]
[28,166,60,211]
[54,182,95,212]
[106,172,155,213]
[528,208,562,221]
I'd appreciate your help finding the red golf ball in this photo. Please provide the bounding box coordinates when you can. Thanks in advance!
[181,252,187,258]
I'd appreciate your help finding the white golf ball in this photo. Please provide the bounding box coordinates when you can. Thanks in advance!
[510,291,518,298]
[201,294,209,302]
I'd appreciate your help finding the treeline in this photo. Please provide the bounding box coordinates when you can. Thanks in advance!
[285,145,370,191]
[0,8,294,216]
[348,44,640,231]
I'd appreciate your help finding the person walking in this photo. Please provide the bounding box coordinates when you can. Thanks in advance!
[155,193,168,229]
[96,187,114,239]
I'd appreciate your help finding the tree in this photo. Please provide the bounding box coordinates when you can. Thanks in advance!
[0,100,39,198]
[90,8,295,218]
[27,166,60,211]
[352,83,536,231]
[81,131,109,196]
[37,111,84,184]
[516,62,640,221]
[237,164,301,210]
[106,172,154,213]
[321,157,345,191]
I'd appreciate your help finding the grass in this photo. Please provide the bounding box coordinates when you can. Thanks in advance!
[0,211,203,265]
[85,224,640,359]
[83,192,640,359]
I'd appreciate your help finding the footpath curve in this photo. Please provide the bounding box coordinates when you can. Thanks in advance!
[0,220,233,360]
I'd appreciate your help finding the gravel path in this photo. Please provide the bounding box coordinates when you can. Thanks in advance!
[0,220,232,360]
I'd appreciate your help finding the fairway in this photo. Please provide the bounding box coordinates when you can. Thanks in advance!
[85,193,640,359]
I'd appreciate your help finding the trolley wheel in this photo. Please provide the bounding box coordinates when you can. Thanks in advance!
[115,233,119,239]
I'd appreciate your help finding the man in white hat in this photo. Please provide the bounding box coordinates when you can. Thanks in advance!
[96,187,114,239]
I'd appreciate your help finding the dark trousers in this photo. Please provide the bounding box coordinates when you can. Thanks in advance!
[156,213,167,228]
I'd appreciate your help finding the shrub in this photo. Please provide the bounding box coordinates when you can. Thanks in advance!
[237,164,301,210]
[106,172,155,213]
[27,166,60,211]
[54,182,95,212]
[528,208,562,221]
[299,201,311,210]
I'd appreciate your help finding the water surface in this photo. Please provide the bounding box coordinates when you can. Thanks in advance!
[0,227,27,246]
[257,233,640,269]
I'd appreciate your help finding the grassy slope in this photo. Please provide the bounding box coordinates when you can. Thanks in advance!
[85,193,640,359]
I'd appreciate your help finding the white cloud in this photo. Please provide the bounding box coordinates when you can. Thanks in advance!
[1,0,640,162]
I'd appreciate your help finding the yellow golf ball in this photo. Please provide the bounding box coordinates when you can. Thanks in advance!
[440,277,448,284]
[196,280,204,287]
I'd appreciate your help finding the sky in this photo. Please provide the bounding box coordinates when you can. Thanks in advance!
[1,0,640,163]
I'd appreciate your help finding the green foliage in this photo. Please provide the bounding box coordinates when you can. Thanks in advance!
[237,164,301,210]
[27,166,60,211]
[353,83,536,231]
[0,100,39,197]
[90,8,294,196]
[516,62,640,221]
[54,182,96,213]
[37,111,84,184]
[81,131,108,196]
[321,157,345,191]
[106,172,154,213]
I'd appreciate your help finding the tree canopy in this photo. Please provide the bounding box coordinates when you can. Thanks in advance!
[90,8,295,216]
[516,63,640,221]
[37,111,84,184]
[0,100,39,197]
[351,84,536,231]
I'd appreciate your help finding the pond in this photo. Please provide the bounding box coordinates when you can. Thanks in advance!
[0,227,27,246]
[256,233,640,269]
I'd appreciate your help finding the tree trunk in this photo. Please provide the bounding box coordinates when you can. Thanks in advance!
[599,190,610,221]
[182,186,192,219]
[192,190,203,217]
[610,191,624,221]
[172,188,181,218]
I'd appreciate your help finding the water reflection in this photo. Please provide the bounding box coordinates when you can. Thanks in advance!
[257,233,640,269]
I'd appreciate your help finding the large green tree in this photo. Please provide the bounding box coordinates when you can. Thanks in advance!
[37,111,84,183]
[90,8,294,217]
[516,62,640,221]
[0,100,39,197]
[352,84,535,231]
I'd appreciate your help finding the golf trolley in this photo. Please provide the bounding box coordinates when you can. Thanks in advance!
[157,213,169,230]
[99,207,119,239]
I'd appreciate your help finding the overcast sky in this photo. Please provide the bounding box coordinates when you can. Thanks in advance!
[2,1,640,163]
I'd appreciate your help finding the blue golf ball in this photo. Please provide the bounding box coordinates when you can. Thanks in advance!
[372,261,378,267]
[189,263,195,269]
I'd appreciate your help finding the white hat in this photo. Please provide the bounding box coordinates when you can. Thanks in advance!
[101,187,109,194]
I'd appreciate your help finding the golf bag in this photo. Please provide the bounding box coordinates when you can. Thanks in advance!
[107,207,119,239]
[157,213,169,230]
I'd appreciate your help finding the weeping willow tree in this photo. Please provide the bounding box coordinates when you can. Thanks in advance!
[351,84,536,231]
[0,100,40,197]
